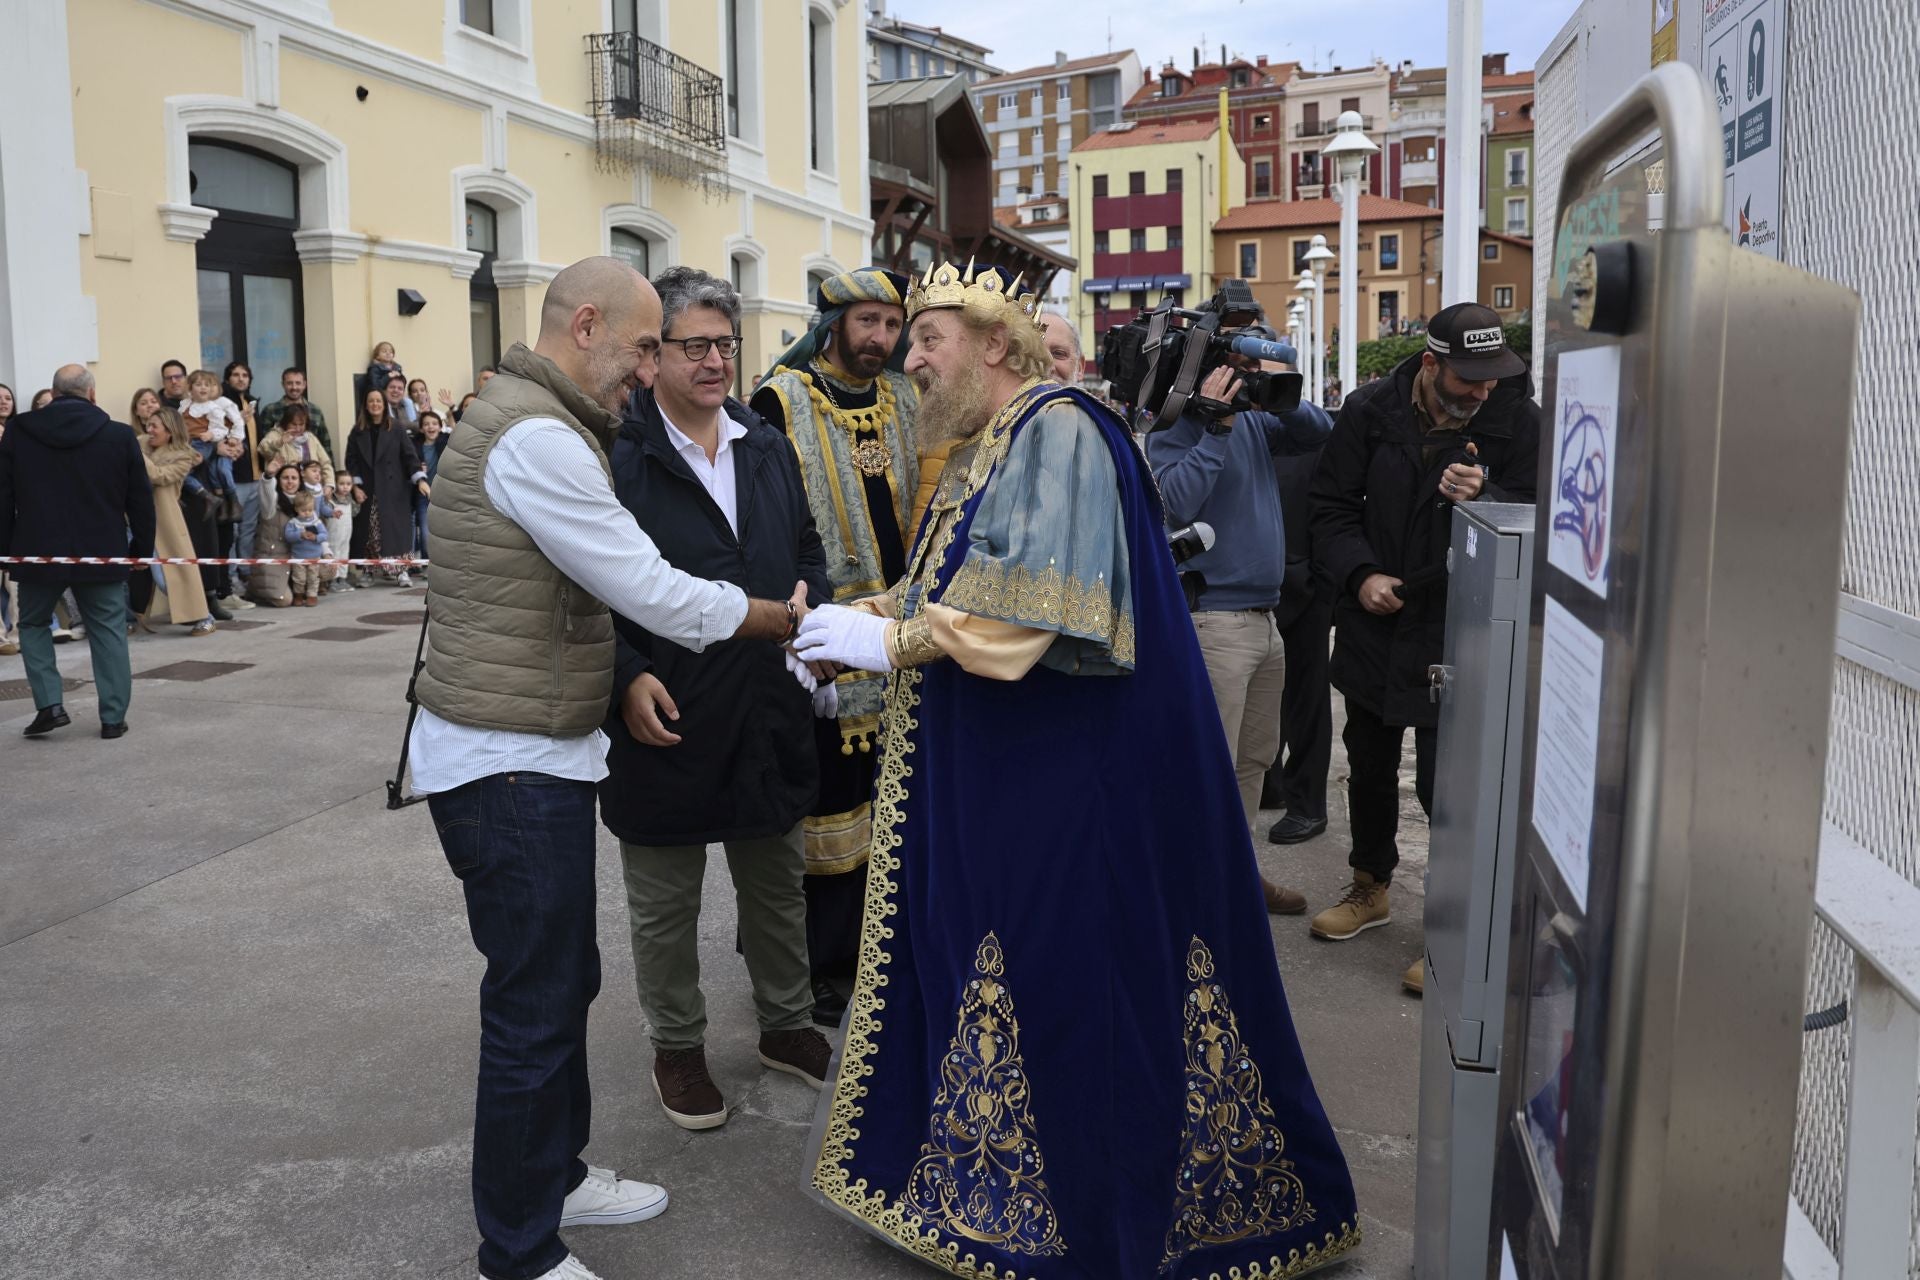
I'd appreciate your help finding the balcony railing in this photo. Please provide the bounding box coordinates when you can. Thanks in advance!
[586,32,727,190]
[1295,114,1375,138]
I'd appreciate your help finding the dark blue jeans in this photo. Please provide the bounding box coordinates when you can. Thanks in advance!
[431,772,600,1280]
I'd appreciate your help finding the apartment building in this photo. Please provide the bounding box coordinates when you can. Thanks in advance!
[1486,89,1536,237]
[0,0,872,407]
[1283,61,1392,201]
[972,50,1145,202]
[864,0,997,84]
[1121,55,1298,203]
[1069,119,1242,361]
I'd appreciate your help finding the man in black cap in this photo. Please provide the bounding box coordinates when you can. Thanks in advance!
[1306,302,1538,991]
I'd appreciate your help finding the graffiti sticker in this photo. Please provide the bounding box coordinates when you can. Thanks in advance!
[1548,346,1622,599]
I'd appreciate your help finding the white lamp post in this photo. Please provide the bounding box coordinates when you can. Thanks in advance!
[1321,110,1379,406]
[1286,301,1304,360]
[1294,270,1319,405]
[1304,233,1336,411]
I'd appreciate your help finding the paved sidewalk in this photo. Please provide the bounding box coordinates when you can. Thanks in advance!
[0,584,1428,1279]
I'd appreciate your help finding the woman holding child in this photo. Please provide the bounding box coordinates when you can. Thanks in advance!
[248,462,302,608]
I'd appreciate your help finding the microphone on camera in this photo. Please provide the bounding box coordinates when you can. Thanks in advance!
[1168,521,1216,565]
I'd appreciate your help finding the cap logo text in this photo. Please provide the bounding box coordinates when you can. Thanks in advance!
[1463,326,1503,353]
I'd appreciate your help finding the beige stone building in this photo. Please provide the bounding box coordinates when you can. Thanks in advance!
[0,0,872,415]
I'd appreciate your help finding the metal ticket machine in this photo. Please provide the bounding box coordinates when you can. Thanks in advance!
[1489,65,1859,1278]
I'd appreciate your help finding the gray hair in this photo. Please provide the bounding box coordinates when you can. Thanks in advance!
[51,365,95,399]
[653,266,741,335]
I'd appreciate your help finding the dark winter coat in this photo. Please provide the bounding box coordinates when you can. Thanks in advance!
[597,391,833,847]
[1271,444,1327,630]
[0,396,156,584]
[1310,353,1539,728]
[344,420,422,555]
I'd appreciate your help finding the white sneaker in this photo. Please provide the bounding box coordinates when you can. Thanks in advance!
[396,571,413,589]
[481,1255,606,1280]
[559,1164,669,1227]
[223,594,256,611]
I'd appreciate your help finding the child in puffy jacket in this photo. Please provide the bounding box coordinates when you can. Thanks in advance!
[283,489,336,606]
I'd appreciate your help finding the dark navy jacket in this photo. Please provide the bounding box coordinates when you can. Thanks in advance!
[0,396,156,584]
[597,390,832,846]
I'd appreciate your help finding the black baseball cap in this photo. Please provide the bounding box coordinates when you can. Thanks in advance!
[1425,302,1525,380]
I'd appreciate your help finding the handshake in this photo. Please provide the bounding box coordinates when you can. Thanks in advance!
[620,582,900,747]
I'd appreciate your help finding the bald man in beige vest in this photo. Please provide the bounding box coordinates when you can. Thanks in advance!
[411,257,814,1280]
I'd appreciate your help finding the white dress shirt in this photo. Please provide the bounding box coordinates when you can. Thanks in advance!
[658,404,750,536]
[407,417,749,795]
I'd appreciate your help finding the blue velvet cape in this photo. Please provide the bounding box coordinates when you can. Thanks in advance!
[808,383,1359,1280]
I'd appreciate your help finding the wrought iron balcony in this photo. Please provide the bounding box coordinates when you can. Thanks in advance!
[585,32,727,189]
[588,32,725,148]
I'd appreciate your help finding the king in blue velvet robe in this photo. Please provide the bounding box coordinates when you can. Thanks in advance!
[807,380,1359,1280]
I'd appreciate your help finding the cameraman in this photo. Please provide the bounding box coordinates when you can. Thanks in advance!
[1148,344,1332,916]
[1306,303,1538,991]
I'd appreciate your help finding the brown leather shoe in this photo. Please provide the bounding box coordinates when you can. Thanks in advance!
[1262,877,1307,915]
[1402,958,1425,995]
[758,1027,833,1090]
[652,1047,727,1131]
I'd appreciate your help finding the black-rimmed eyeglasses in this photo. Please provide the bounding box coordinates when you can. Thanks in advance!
[662,335,741,361]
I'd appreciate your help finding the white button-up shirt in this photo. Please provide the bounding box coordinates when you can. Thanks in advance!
[407,416,749,795]
[659,404,750,537]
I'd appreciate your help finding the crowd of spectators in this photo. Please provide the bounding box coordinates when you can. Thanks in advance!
[0,343,480,656]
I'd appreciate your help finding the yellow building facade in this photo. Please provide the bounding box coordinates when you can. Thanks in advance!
[0,0,872,418]
[1067,120,1245,365]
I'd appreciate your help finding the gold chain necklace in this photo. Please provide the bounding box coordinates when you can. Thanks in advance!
[807,371,897,478]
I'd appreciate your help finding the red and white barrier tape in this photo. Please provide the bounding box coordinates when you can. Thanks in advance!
[0,555,429,568]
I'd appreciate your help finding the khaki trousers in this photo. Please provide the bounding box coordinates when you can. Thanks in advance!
[1193,609,1288,832]
[618,823,813,1051]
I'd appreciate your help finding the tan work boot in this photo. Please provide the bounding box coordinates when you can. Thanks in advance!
[1402,958,1424,995]
[1310,872,1391,940]
[1262,877,1307,915]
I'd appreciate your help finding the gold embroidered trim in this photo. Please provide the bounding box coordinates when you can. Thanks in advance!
[906,932,1067,1257]
[1164,936,1319,1268]
[803,803,873,876]
[811,381,1056,1280]
[940,559,1136,667]
[1180,1221,1363,1280]
[889,614,945,668]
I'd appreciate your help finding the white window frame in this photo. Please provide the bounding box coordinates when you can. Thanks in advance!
[1507,146,1530,188]
[1057,81,1071,102]
[443,0,535,95]
[997,92,1017,110]
[805,2,837,182]
[1237,240,1259,280]
[602,203,677,276]
[1505,195,1529,231]
[719,0,765,153]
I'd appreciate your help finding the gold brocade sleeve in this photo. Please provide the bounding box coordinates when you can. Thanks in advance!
[918,604,1055,681]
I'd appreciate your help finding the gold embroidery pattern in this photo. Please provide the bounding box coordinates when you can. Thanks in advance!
[906,933,1067,1258]
[889,614,944,668]
[940,560,1136,668]
[812,382,1058,1280]
[802,802,873,876]
[1163,937,1343,1273]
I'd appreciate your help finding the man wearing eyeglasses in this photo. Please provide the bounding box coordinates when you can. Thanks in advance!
[603,266,837,1131]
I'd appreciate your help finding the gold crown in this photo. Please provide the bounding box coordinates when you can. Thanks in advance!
[905,258,1045,330]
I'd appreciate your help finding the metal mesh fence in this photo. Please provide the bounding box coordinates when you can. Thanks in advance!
[1782,2,1920,1271]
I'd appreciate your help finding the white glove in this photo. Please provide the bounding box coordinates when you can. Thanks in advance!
[794,603,894,674]
[812,681,839,719]
[784,649,819,693]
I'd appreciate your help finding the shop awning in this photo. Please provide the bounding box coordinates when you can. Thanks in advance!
[1081,277,1117,293]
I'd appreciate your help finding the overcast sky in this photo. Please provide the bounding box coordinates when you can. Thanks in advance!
[881,0,1578,78]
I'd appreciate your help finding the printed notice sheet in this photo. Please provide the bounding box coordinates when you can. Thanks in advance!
[1547,346,1622,599]
[1531,596,1605,910]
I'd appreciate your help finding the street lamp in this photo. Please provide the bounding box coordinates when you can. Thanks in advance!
[1304,233,1336,412]
[1322,110,1379,406]
[1286,300,1304,355]
[1294,270,1320,406]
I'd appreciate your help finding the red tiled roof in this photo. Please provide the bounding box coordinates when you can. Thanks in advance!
[1484,71,1536,91]
[976,49,1135,87]
[1123,60,1294,109]
[1072,119,1219,152]
[1212,193,1444,232]
[1482,229,1534,249]
[1491,93,1535,136]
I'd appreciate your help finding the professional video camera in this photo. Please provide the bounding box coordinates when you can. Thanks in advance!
[1098,279,1304,431]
